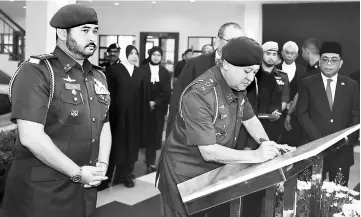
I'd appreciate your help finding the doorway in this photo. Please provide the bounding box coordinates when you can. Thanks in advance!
[139,32,179,73]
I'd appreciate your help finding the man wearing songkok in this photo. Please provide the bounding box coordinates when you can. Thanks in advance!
[100,43,121,74]
[157,36,282,217]
[4,4,111,217]
[298,41,360,186]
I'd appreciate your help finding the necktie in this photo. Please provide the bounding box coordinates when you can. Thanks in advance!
[326,79,333,110]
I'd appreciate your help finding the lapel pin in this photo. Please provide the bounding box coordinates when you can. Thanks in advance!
[341,82,345,86]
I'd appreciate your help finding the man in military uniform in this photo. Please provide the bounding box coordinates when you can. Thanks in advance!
[4,4,111,217]
[100,43,121,74]
[157,37,282,217]
[260,41,290,142]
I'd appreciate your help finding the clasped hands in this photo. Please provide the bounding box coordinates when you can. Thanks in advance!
[80,162,109,188]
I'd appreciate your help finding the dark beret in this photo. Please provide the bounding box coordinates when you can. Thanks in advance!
[222,36,263,67]
[107,43,120,52]
[149,46,163,57]
[50,4,98,29]
[320,42,342,56]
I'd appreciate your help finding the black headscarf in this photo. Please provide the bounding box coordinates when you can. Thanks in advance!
[148,46,163,66]
[126,45,139,59]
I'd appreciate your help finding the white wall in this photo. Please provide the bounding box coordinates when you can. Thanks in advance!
[0,1,26,30]
[91,1,245,65]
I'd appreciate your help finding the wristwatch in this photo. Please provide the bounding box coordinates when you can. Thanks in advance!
[70,167,83,183]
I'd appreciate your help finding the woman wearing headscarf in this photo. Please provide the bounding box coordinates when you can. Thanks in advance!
[102,45,150,188]
[141,46,171,173]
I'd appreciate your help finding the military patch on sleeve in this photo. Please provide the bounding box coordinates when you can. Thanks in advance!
[196,78,217,94]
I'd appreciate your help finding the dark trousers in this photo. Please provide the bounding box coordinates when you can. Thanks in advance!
[323,165,350,187]
[99,162,135,189]
[279,114,304,147]
[146,145,157,166]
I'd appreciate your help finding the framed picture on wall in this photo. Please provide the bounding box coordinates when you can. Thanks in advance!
[188,36,216,56]
[98,34,136,66]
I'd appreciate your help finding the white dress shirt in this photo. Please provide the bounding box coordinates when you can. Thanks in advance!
[321,73,338,102]
[123,61,134,77]
[149,64,160,83]
[282,62,296,82]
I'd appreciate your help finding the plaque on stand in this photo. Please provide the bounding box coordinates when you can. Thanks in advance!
[177,124,360,216]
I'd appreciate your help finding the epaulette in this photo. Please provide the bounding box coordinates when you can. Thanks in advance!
[93,65,106,79]
[195,77,217,95]
[92,64,104,70]
[29,53,57,64]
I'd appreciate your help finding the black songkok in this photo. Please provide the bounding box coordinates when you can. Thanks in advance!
[320,42,342,57]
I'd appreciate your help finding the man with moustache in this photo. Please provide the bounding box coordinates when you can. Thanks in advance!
[157,37,281,217]
[4,4,111,217]
[165,22,261,217]
[100,43,121,74]
[298,42,359,186]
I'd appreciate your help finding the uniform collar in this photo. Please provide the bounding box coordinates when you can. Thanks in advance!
[53,46,93,74]
[211,66,238,104]
[307,60,319,71]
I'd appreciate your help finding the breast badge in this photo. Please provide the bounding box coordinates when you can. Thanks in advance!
[63,75,76,83]
[93,78,110,95]
[70,109,79,117]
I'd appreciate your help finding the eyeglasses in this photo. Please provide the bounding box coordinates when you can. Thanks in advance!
[218,35,230,42]
[320,58,341,65]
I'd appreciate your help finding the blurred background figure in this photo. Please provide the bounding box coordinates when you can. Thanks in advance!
[201,44,214,55]
[102,45,150,189]
[141,46,171,173]
[100,43,121,75]
[173,49,193,79]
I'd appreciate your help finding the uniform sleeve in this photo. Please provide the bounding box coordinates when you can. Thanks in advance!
[10,63,49,124]
[181,90,216,146]
[241,100,255,121]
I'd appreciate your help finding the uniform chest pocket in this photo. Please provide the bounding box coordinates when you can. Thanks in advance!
[96,94,110,119]
[58,91,84,125]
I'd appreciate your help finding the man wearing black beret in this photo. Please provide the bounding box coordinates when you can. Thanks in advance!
[100,43,121,74]
[157,36,283,217]
[4,4,111,217]
[298,41,360,186]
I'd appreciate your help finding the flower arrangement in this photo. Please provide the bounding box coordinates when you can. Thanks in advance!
[275,168,360,217]
[0,129,17,204]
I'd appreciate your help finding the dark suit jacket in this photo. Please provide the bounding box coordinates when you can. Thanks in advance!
[167,52,216,136]
[297,73,360,167]
[276,63,306,101]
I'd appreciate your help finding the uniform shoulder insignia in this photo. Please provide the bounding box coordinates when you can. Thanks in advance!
[92,64,103,70]
[195,77,217,94]
[30,53,57,60]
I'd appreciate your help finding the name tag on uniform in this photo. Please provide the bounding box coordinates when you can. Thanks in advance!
[65,83,81,90]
